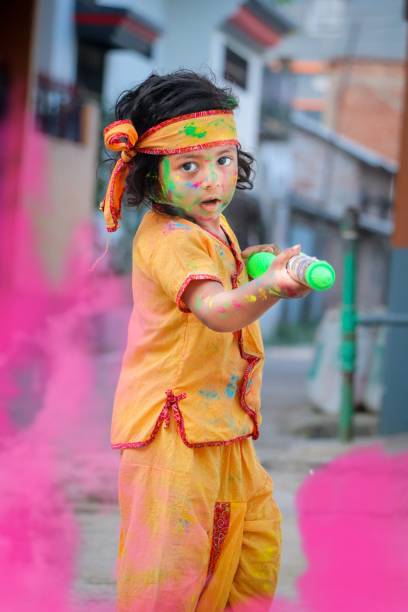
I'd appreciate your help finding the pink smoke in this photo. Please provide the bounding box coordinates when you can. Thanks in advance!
[272,444,408,612]
[0,95,128,610]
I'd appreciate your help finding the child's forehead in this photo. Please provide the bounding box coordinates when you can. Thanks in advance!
[169,144,237,161]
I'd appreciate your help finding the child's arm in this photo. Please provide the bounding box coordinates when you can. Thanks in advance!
[183,245,310,333]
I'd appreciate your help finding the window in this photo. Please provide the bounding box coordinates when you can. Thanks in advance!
[224,46,248,90]
[35,74,84,143]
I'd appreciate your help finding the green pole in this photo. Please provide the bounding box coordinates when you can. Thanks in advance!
[339,207,358,441]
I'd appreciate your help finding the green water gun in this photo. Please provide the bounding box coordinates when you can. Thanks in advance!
[246,251,336,291]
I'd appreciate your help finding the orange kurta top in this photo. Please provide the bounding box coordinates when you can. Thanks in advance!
[111,210,265,449]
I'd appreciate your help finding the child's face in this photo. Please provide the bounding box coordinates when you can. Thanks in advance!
[158,144,238,223]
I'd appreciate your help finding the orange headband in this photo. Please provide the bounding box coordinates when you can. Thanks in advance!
[100,110,238,232]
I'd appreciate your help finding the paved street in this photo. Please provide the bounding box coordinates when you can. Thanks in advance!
[69,344,407,610]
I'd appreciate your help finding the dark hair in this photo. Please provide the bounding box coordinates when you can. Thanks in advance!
[113,70,255,221]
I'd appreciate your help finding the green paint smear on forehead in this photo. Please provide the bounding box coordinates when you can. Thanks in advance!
[162,158,176,192]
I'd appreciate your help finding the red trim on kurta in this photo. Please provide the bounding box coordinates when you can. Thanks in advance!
[112,390,257,449]
[207,502,231,577]
[112,390,186,449]
[222,223,261,439]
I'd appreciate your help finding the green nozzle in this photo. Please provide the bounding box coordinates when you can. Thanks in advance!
[246,252,275,279]
[305,260,336,291]
[246,251,336,291]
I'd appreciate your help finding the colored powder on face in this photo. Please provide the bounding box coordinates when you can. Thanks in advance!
[209,162,217,184]
[245,295,257,303]
[185,180,201,189]
[162,158,176,194]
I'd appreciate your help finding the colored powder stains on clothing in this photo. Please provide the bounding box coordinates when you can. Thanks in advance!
[246,378,254,393]
[208,340,221,353]
[215,243,226,258]
[177,518,191,533]
[179,122,207,139]
[225,374,240,398]
[189,260,205,272]
[225,414,238,432]
[176,509,193,534]
[198,389,220,400]
[162,221,191,235]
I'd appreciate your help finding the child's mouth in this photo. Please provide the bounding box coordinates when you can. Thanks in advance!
[200,198,221,209]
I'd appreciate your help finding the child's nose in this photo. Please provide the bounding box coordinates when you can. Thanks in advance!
[202,166,221,189]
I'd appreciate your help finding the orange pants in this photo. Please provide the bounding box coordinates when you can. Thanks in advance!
[116,419,281,611]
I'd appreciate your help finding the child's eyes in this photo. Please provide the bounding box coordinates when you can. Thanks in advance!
[180,156,232,172]
[181,161,198,172]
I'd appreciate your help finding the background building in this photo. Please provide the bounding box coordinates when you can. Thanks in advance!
[255,0,405,340]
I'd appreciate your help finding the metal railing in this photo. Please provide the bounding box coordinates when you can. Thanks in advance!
[339,207,408,440]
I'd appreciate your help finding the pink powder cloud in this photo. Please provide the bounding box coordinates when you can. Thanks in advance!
[274,444,408,612]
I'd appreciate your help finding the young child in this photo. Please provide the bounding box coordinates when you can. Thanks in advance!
[100,70,310,611]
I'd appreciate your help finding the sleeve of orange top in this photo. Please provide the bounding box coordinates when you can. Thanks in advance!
[143,223,223,313]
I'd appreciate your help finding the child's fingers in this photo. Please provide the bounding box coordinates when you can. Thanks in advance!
[259,244,281,255]
[241,244,281,260]
[270,244,301,269]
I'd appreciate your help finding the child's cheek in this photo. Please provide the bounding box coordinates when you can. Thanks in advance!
[223,172,238,204]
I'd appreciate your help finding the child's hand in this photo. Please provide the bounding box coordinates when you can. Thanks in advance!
[263,244,311,299]
[241,243,281,262]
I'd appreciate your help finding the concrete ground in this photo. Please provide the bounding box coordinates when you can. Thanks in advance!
[69,344,407,610]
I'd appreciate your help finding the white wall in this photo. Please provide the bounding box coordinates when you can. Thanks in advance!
[256,140,293,244]
[155,0,241,73]
[33,0,77,84]
[211,31,263,154]
[102,51,154,110]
